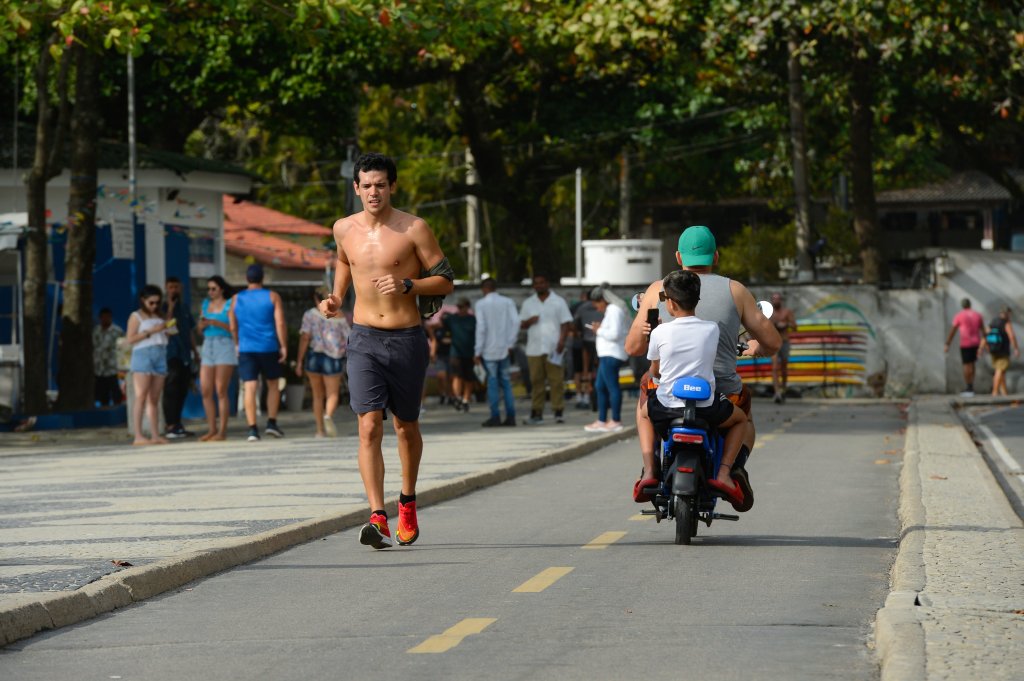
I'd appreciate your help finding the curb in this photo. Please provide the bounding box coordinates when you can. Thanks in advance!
[874,399,927,681]
[0,428,635,647]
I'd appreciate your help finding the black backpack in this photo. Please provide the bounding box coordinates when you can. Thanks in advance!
[985,320,1009,355]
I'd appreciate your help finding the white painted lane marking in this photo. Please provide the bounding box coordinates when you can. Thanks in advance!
[978,423,1022,473]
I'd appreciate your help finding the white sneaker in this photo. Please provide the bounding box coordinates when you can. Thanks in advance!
[605,422,624,432]
[323,415,337,437]
[584,421,608,432]
[959,390,975,397]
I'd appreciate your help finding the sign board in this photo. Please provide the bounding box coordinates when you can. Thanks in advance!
[111,216,135,259]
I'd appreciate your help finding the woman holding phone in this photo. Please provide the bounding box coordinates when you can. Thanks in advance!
[198,275,237,441]
[125,284,170,445]
[584,288,629,433]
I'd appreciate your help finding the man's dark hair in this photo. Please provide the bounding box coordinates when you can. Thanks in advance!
[663,270,700,311]
[481,278,497,292]
[353,152,397,184]
[99,307,112,316]
[166,276,181,285]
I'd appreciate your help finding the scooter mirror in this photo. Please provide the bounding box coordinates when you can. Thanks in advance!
[757,300,774,319]
[631,293,643,311]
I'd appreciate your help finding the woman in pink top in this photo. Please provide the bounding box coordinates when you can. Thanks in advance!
[944,298,986,396]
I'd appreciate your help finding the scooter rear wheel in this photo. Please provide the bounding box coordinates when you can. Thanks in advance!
[673,494,696,545]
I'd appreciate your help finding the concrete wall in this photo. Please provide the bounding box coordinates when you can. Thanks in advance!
[452,248,1024,397]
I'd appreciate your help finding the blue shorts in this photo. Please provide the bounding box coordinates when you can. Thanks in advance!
[130,345,167,375]
[305,351,344,376]
[201,336,238,366]
[346,324,429,422]
[238,351,283,382]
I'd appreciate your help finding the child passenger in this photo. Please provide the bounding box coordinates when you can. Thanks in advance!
[641,270,749,510]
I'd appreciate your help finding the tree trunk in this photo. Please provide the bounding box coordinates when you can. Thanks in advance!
[23,40,70,415]
[55,45,101,411]
[787,35,814,281]
[849,56,889,285]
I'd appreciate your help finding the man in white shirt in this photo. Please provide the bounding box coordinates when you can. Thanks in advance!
[474,278,521,427]
[519,274,573,424]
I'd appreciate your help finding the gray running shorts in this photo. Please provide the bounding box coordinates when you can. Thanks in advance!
[346,324,429,422]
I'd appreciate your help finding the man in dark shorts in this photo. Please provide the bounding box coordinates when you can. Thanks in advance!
[230,263,288,442]
[443,298,478,411]
[319,153,454,550]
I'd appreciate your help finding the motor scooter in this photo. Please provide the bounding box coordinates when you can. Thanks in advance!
[632,294,774,545]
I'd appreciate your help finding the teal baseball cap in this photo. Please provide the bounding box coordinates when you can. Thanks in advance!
[677,225,717,266]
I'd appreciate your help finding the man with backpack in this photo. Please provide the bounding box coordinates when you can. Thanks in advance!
[985,307,1019,396]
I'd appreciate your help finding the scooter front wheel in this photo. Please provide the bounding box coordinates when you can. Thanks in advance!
[673,494,696,545]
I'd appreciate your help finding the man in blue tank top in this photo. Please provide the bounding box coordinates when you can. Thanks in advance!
[625,225,781,512]
[230,263,288,442]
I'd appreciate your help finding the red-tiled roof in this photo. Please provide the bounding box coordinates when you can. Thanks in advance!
[222,196,333,236]
[226,229,335,269]
[222,196,334,270]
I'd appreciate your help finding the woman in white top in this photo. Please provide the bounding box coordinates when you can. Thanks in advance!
[584,288,630,432]
[125,284,170,446]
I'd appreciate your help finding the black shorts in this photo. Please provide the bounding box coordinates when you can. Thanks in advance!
[449,355,476,382]
[960,346,979,364]
[346,324,430,422]
[239,351,283,382]
[645,387,735,440]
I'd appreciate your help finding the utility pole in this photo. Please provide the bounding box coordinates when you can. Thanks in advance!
[575,167,583,284]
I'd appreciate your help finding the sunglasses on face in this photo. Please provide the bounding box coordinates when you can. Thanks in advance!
[658,291,667,302]
[145,299,160,307]
[207,286,219,291]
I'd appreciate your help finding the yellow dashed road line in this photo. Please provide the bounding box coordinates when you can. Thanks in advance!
[582,531,627,549]
[629,513,653,521]
[512,566,574,593]
[407,618,497,654]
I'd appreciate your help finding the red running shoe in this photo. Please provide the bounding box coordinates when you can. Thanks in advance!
[359,512,393,550]
[396,501,419,546]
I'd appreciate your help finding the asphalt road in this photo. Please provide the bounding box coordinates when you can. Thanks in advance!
[963,401,1024,517]
[0,402,903,681]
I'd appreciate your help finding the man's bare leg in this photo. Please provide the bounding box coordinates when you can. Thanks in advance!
[392,416,423,496]
[356,410,386,511]
[636,399,658,479]
[243,380,259,426]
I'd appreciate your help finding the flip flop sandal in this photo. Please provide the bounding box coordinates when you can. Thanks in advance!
[633,478,660,503]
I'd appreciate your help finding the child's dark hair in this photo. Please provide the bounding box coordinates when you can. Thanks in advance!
[353,152,397,184]
[662,270,700,311]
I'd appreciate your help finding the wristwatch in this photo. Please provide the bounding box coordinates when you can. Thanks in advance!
[402,278,413,294]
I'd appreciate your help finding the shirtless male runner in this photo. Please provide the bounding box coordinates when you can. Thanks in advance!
[319,152,454,549]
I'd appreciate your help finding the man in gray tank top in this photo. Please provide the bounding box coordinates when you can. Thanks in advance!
[624,225,781,512]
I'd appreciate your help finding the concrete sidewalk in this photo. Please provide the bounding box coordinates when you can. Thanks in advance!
[0,398,633,645]
[875,396,1023,681]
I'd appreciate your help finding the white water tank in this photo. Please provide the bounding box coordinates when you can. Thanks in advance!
[579,239,662,285]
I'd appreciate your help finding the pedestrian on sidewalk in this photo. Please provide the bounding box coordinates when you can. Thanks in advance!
[583,287,628,433]
[161,276,199,440]
[92,307,124,406]
[426,312,454,406]
[571,289,601,411]
[474,277,519,427]
[296,286,351,437]
[197,275,237,441]
[319,152,454,550]
[230,263,288,442]
[944,298,985,397]
[985,306,1019,396]
[125,285,170,446]
[519,273,573,424]
[444,298,477,412]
